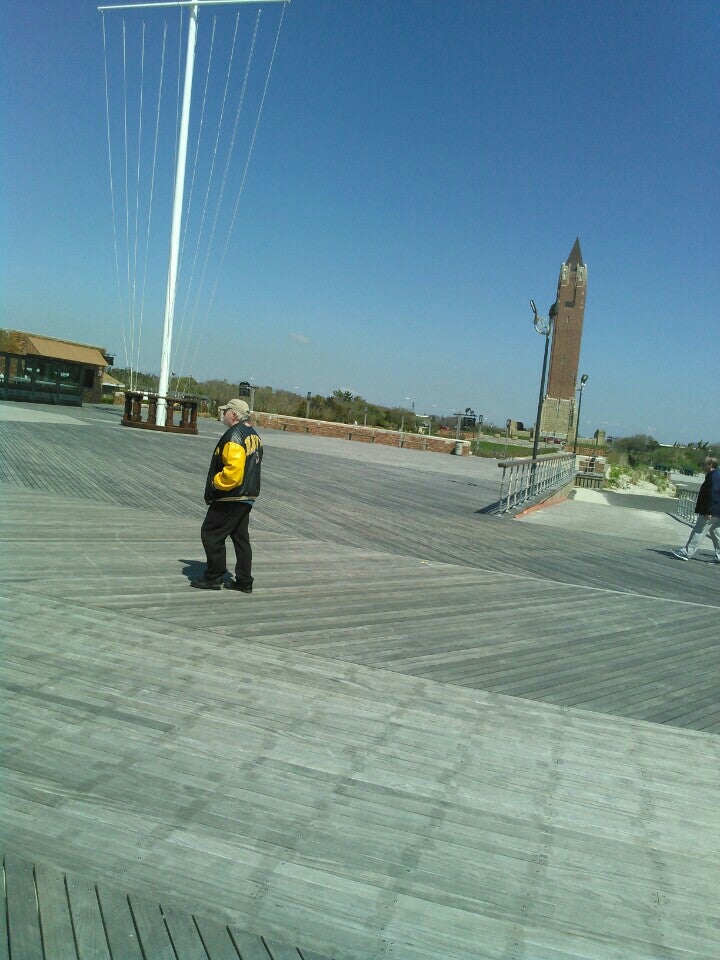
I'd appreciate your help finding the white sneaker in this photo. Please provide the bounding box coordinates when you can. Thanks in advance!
[671,548,689,561]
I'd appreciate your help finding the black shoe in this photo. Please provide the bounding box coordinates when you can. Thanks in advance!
[190,576,223,590]
[224,580,252,593]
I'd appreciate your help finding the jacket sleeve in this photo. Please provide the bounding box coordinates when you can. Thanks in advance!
[212,440,247,491]
[694,474,710,515]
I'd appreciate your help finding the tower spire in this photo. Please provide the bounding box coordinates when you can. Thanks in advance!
[567,237,583,267]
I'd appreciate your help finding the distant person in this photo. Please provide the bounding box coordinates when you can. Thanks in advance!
[671,457,720,563]
[191,398,263,592]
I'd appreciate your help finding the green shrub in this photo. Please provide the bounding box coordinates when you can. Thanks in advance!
[605,464,676,495]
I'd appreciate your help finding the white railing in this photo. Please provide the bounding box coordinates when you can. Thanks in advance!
[673,485,697,525]
[496,452,576,515]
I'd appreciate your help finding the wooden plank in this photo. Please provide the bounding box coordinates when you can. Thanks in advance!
[4,853,44,960]
[161,905,209,960]
[34,861,78,960]
[193,915,240,959]
[65,874,111,960]
[95,885,143,960]
[127,896,177,960]
[262,939,302,959]
[228,927,272,960]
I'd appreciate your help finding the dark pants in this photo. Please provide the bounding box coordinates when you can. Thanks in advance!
[200,501,253,585]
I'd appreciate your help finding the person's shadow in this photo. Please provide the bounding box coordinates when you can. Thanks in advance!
[651,548,717,564]
[179,558,207,582]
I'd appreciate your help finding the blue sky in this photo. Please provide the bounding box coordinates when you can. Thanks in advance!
[2,0,719,442]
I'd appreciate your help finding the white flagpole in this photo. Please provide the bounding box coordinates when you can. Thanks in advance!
[156,2,198,426]
[99,0,289,423]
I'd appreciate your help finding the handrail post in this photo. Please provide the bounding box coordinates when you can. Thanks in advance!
[147,395,158,425]
[498,464,508,513]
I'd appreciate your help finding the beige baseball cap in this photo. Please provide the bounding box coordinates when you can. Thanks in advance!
[225,398,250,418]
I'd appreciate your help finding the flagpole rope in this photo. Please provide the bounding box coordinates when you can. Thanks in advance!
[137,20,168,389]
[101,13,129,374]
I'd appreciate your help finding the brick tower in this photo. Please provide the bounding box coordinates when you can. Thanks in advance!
[540,238,587,441]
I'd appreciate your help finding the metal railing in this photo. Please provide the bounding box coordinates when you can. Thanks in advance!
[673,486,697,525]
[496,451,576,515]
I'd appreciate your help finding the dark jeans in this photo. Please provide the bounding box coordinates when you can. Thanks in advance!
[201,501,253,585]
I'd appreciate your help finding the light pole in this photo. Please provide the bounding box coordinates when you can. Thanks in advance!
[573,374,589,454]
[530,299,557,462]
[406,396,415,430]
[401,397,414,433]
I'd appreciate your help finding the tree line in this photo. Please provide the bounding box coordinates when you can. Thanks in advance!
[109,368,718,460]
[108,369,508,435]
[609,435,719,473]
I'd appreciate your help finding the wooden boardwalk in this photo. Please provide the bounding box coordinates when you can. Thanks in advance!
[1,403,719,959]
[2,851,330,959]
[2,484,717,732]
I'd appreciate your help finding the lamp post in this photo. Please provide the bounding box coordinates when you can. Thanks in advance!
[401,396,414,433]
[530,299,557,462]
[573,374,589,455]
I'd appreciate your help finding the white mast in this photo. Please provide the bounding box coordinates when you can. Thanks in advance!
[156,1,198,426]
[99,0,289,425]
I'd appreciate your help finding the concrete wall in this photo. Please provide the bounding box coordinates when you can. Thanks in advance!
[250,412,471,455]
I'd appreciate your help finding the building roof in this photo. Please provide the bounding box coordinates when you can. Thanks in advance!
[566,237,583,267]
[102,372,126,388]
[25,334,109,367]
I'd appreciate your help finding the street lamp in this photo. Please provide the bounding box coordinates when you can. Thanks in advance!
[530,299,557,462]
[573,374,589,454]
[401,396,414,433]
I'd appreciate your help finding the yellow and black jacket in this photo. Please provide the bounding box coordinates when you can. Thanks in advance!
[204,422,263,503]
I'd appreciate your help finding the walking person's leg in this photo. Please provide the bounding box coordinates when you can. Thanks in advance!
[707,517,720,561]
[228,503,253,591]
[685,515,711,558]
[673,514,709,561]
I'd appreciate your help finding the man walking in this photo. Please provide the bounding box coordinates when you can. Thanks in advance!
[191,398,263,592]
[672,457,720,563]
